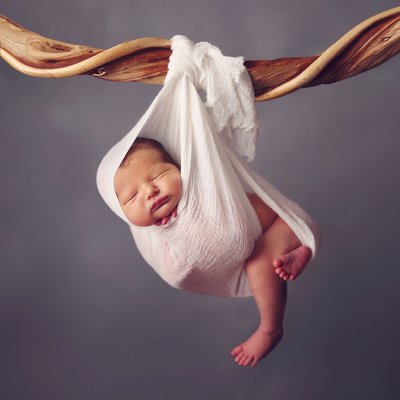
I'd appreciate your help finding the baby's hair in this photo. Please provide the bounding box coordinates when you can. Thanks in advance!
[120,137,180,169]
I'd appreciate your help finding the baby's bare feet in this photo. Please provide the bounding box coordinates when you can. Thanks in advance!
[230,327,283,367]
[273,245,312,281]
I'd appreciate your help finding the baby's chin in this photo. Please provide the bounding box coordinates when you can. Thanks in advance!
[129,219,153,227]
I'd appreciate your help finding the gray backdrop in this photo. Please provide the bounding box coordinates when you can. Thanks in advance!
[1,1,399,399]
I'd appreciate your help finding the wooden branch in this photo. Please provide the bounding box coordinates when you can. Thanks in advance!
[1,7,399,101]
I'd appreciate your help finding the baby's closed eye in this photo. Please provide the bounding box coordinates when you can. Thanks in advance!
[125,192,137,205]
[152,170,169,180]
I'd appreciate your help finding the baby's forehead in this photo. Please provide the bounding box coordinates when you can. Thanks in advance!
[115,148,165,190]
[137,147,163,159]
[125,146,164,165]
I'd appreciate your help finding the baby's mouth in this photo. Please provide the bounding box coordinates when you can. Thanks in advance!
[151,195,169,211]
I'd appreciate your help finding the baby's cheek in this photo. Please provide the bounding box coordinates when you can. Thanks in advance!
[125,205,138,224]
[174,175,183,195]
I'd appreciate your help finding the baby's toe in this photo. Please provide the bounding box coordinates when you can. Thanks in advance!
[234,351,244,362]
[243,355,254,366]
[231,345,243,356]
[235,352,247,364]
[241,353,252,364]
[239,354,251,366]
[273,259,282,268]
[275,267,282,274]
[279,271,286,279]
[239,355,249,366]
[250,356,259,367]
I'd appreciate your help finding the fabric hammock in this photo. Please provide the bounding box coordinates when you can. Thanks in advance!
[96,35,321,297]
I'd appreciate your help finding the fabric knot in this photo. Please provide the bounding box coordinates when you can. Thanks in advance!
[166,35,205,90]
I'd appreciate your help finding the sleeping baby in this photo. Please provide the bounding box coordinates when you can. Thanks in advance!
[113,137,312,368]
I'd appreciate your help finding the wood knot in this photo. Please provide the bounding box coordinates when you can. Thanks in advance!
[92,67,106,77]
[382,36,391,42]
[51,43,72,52]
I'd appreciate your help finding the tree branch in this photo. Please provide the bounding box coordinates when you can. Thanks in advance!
[1,7,399,101]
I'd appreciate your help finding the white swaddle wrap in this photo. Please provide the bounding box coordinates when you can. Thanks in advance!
[96,35,321,297]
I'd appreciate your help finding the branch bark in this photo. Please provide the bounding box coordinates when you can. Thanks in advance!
[1,7,399,101]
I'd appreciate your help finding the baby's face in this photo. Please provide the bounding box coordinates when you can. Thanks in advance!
[114,148,182,227]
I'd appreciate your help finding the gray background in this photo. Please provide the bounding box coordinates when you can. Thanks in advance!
[1,1,399,399]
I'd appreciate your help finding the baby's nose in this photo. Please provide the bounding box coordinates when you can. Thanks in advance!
[147,185,160,198]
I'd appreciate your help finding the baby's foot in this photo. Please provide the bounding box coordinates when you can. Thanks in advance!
[273,245,312,281]
[230,327,283,367]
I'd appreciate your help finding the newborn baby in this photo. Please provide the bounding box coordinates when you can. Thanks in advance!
[114,137,312,368]
[114,138,181,227]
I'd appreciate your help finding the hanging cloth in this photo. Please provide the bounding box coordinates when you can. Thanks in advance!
[96,35,321,297]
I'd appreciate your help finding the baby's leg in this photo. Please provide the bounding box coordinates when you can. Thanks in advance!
[232,196,312,367]
[231,218,300,367]
[247,192,312,281]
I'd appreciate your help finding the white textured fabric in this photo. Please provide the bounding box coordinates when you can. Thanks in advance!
[96,35,321,297]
